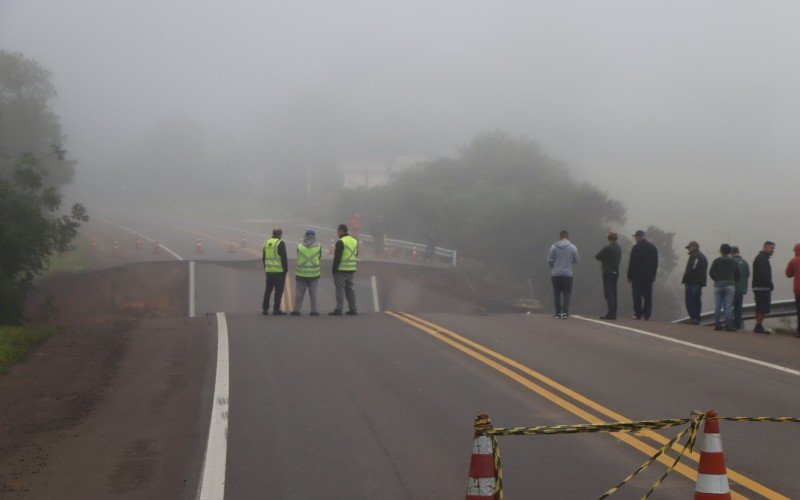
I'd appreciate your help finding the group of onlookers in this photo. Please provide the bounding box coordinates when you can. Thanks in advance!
[548,229,658,320]
[684,240,800,335]
[547,230,800,337]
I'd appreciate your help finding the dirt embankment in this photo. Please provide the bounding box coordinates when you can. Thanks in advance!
[27,261,188,327]
[1,261,191,497]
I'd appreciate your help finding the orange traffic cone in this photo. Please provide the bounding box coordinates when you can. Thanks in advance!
[135,235,142,251]
[228,238,237,253]
[694,410,731,499]
[112,239,120,256]
[90,236,97,251]
[465,414,498,500]
[195,238,205,254]
[154,238,161,255]
[240,235,247,249]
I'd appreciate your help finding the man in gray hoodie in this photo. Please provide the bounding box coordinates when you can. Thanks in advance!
[548,230,580,318]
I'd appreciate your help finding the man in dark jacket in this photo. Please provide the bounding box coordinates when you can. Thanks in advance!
[681,241,708,325]
[627,230,658,320]
[262,228,289,315]
[731,246,750,329]
[595,231,622,320]
[709,244,741,331]
[330,224,359,316]
[752,241,775,333]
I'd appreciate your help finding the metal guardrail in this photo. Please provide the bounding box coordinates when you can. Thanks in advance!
[306,225,458,267]
[672,299,797,326]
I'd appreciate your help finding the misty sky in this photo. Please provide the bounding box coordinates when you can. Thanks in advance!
[2,1,799,295]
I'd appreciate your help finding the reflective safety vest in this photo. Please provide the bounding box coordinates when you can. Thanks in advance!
[296,243,321,278]
[263,238,284,273]
[338,235,358,272]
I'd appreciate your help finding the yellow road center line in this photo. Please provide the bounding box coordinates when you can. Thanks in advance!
[401,313,784,499]
[389,312,785,500]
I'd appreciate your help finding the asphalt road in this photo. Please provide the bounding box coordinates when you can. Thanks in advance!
[76,212,800,498]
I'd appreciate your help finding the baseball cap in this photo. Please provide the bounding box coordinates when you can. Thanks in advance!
[633,230,646,237]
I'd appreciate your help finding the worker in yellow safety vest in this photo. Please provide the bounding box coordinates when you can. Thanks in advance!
[262,228,288,315]
[291,230,322,316]
[329,223,358,315]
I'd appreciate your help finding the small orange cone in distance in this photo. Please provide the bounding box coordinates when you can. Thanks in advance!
[465,414,498,500]
[694,410,731,500]
[195,238,205,254]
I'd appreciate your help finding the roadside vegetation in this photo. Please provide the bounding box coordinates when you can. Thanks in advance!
[336,131,680,316]
[0,326,57,374]
[0,51,87,324]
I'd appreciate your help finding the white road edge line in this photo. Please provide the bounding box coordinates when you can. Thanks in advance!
[371,275,380,312]
[574,315,800,377]
[91,215,184,261]
[189,261,196,318]
[197,312,230,500]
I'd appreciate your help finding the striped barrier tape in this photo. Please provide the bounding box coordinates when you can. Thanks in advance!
[476,413,800,499]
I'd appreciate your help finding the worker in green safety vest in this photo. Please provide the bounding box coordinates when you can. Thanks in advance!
[262,228,288,315]
[329,223,358,316]
[291,229,322,316]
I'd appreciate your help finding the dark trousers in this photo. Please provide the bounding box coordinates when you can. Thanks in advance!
[733,292,745,329]
[262,272,286,312]
[631,277,653,319]
[602,273,618,317]
[795,295,800,332]
[551,276,573,315]
[684,284,703,321]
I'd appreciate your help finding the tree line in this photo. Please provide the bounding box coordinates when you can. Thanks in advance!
[336,131,679,317]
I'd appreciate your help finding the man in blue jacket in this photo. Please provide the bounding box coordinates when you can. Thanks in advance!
[548,230,579,319]
[627,230,659,320]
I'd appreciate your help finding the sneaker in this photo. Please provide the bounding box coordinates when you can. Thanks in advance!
[561,313,569,319]
[309,312,320,316]
[346,310,358,316]
[689,319,701,325]
[599,315,615,320]
[290,311,301,316]
[753,324,771,334]
[644,317,651,321]
[631,315,641,320]
[714,324,723,331]
[553,314,562,319]
[329,310,343,316]
[273,311,286,316]
[262,310,269,316]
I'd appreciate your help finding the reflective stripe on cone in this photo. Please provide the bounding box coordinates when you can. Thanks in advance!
[466,414,498,499]
[694,410,731,499]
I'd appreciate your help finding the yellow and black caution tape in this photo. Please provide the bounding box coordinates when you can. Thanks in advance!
[479,412,800,500]
[477,418,693,437]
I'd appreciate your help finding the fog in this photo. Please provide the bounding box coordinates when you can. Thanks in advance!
[2,1,799,298]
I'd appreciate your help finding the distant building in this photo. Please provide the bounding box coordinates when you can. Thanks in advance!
[338,155,427,188]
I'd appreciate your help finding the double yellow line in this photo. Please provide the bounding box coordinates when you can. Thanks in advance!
[387,312,785,499]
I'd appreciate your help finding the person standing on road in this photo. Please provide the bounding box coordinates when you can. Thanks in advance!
[752,241,775,334]
[731,246,750,330]
[681,241,708,325]
[627,229,658,320]
[785,243,800,337]
[330,224,358,316]
[709,244,741,332]
[548,230,579,319]
[262,228,288,316]
[370,217,388,257]
[595,231,621,320]
[291,230,322,316]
